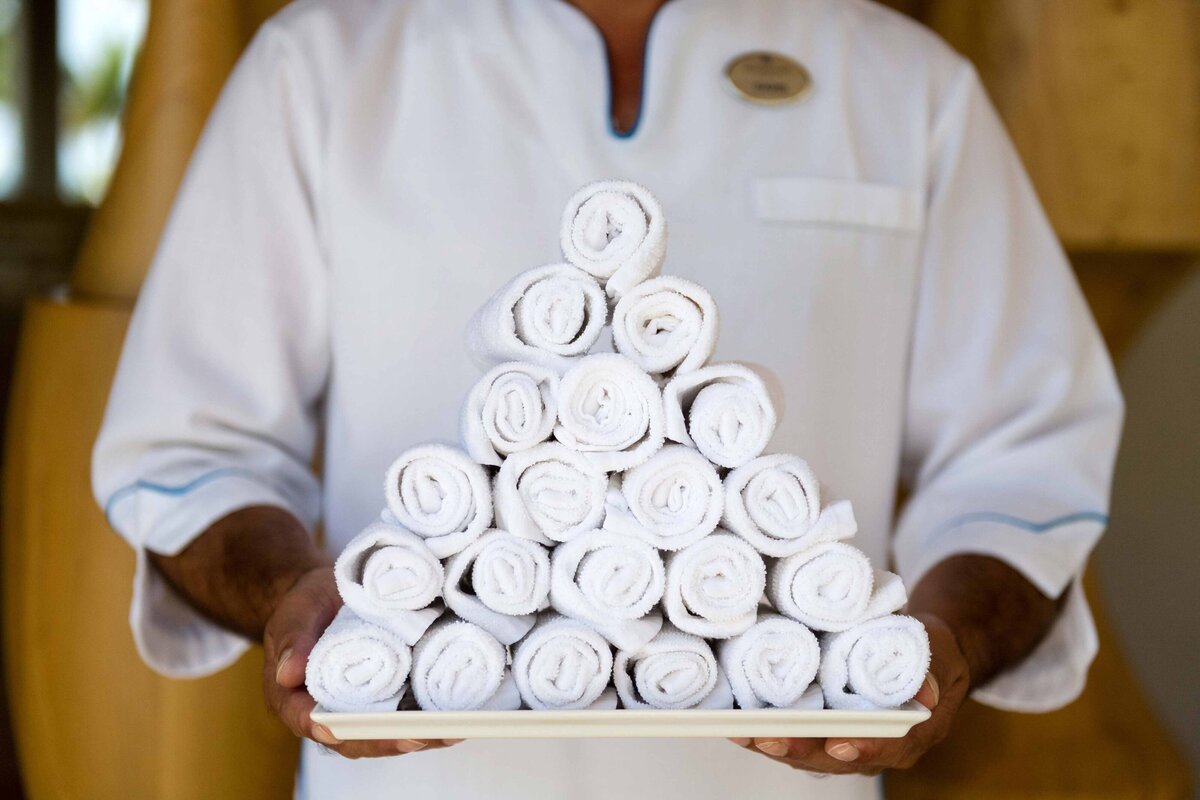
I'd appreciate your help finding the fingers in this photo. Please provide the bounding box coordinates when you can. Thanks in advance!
[913,671,940,711]
[747,737,878,776]
[272,636,316,690]
[264,569,342,690]
[271,684,465,760]
[313,737,465,760]
[273,684,320,741]
[259,568,462,760]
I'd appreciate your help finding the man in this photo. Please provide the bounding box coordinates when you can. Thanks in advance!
[93,0,1123,797]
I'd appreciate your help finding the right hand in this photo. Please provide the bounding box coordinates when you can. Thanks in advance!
[263,566,462,758]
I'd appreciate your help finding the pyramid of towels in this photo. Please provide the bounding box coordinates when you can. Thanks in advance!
[307,181,931,715]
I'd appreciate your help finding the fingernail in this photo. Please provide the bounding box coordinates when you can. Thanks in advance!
[827,742,859,762]
[396,739,427,753]
[729,737,752,747]
[311,724,340,745]
[442,738,465,746]
[275,648,293,684]
[755,740,789,757]
[925,672,941,706]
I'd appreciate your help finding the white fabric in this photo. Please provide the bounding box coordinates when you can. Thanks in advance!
[820,614,931,711]
[410,619,522,711]
[753,176,924,232]
[553,353,666,472]
[332,521,444,645]
[611,276,718,375]
[718,613,821,710]
[661,363,777,469]
[560,180,666,300]
[723,454,858,557]
[512,613,618,711]
[602,444,724,551]
[663,532,765,639]
[461,362,559,467]
[467,263,608,374]
[383,444,492,558]
[549,529,665,651]
[91,1,1125,797]
[305,607,412,714]
[768,541,908,632]
[442,529,550,645]
[493,442,607,545]
[612,623,732,710]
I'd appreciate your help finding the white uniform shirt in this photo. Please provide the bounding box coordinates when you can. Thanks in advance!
[92,0,1123,798]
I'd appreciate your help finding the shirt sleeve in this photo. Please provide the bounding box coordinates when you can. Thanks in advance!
[892,62,1124,712]
[91,20,330,679]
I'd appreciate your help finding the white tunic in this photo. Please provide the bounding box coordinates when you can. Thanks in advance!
[92,0,1123,798]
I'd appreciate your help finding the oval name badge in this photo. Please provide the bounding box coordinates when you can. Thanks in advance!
[725,51,812,105]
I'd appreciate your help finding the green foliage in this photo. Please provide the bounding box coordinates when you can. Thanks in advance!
[60,40,128,134]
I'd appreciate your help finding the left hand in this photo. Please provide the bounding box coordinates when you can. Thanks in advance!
[729,613,969,776]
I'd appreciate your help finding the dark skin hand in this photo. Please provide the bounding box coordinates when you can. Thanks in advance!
[729,555,1061,775]
[150,505,461,758]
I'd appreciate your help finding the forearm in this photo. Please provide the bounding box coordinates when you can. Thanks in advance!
[148,505,330,640]
[906,554,1060,688]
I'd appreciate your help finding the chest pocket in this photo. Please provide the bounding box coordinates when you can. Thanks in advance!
[752,176,924,234]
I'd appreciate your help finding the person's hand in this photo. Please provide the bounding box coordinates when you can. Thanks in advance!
[729,613,968,776]
[263,565,462,758]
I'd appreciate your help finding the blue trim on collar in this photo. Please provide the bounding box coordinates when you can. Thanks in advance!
[557,0,678,140]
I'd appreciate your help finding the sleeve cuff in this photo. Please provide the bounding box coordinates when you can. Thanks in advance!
[107,469,319,678]
[895,510,1106,712]
[971,576,1097,712]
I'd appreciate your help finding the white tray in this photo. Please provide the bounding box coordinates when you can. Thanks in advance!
[312,703,929,740]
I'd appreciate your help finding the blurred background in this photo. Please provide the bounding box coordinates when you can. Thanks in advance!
[0,0,1195,798]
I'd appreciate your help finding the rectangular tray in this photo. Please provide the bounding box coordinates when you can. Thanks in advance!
[312,703,930,740]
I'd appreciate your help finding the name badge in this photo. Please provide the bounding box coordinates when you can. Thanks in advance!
[725,51,811,105]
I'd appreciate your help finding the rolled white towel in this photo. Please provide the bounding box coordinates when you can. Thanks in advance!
[549,529,665,651]
[494,442,607,544]
[611,276,718,375]
[383,443,493,558]
[767,541,908,632]
[662,363,777,469]
[409,619,522,711]
[442,529,550,645]
[333,521,445,645]
[513,613,619,710]
[461,362,559,466]
[663,532,766,639]
[820,615,931,710]
[560,180,666,300]
[723,454,857,557]
[305,607,412,713]
[613,624,734,709]
[717,614,821,709]
[603,444,724,551]
[554,353,666,472]
[466,264,607,373]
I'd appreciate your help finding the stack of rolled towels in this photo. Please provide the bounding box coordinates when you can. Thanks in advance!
[307,180,930,714]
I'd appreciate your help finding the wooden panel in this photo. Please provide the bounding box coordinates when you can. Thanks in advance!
[924,0,1200,250]
[72,0,292,301]
[2,299,297,799]
[1074,254,1195,358]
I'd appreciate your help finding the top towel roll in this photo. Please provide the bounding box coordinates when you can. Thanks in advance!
[560,181,666,300]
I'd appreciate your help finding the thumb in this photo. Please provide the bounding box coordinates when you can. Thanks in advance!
[267,569,340,689]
